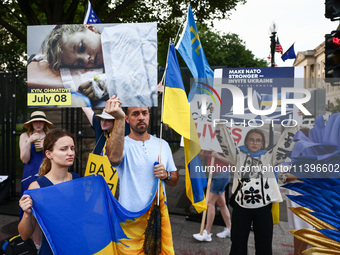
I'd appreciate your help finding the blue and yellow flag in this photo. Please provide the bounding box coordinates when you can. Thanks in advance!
[175,5,214,101]
[25,175,174,254]
[163,44,207,213]
[260,93,283,109]
[175,5,213,78]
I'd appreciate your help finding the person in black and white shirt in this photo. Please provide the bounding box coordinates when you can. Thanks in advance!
[215,124,297,255]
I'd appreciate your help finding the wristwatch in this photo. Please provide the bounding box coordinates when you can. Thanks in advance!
[167,171,171,180]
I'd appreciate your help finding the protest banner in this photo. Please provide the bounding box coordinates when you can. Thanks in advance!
[27,23,157,108]
[190,93,250,151]
[192,67,307,152]
[84,153,118,196]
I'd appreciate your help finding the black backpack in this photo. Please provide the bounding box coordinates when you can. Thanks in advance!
[0,235,37,255]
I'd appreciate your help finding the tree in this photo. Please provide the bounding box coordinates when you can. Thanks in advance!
[0,0,246,72]
[200,27,267,68]
[157,25,267,95]
[168,24,267,69]
[330,98,340,113]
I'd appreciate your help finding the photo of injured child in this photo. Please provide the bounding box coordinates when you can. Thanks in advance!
[27,23,157,107]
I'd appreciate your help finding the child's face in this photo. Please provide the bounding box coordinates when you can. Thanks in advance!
[61,28,103,69]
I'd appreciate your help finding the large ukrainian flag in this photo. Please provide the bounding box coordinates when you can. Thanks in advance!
[25,175,174,254]
[163,44,207,213]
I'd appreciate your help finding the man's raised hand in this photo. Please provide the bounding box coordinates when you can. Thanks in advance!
[104,95,124,119]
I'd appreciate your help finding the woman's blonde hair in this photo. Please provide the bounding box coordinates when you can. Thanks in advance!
[42,24,88,71]
[39,129,75,176]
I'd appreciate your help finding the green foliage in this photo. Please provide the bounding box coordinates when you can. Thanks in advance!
[0,29,26,72]
[197,25,267,68]
[0,0,247,72]
[158,23,268,69]
[330,98,340,114]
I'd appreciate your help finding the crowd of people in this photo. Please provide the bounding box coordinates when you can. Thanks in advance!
[17,96,307,255]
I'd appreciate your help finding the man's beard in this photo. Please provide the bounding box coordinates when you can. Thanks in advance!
[130,121,148,134]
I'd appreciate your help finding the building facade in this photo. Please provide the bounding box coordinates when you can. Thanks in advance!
[294,41,340,110]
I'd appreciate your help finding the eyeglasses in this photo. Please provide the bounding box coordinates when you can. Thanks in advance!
[248,138,262,144]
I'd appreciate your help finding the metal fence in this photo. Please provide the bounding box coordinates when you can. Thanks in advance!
[0,73,18,198]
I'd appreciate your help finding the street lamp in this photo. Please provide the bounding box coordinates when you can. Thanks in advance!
[269,22,277,67]
[268,22,277,148]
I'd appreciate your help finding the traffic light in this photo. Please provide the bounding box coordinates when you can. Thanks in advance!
[325,0,340,21]
[325,30,340,86]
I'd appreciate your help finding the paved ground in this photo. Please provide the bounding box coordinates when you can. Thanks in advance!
[0,189,296,254]
[0,148,296,254]
[171,214,294,255]
[0,211,295,255]
[0,214,19,241]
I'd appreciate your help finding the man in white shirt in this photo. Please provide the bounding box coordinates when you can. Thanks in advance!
[105,95,179,211]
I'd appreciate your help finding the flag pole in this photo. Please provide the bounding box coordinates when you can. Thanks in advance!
[174,4,189,48]
[158,39,172,206]
[174,23,183,46]
[199,155,215,235]
[159,40,172,142]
